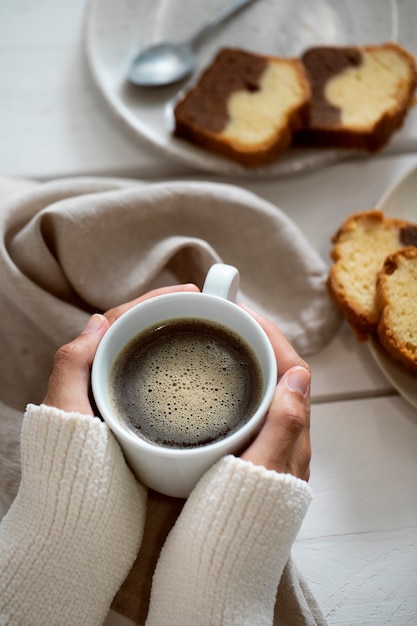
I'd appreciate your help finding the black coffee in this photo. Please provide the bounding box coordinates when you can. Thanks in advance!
[109,318,264,448]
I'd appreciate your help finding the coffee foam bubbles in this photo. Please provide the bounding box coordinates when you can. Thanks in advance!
[109,320,263,448]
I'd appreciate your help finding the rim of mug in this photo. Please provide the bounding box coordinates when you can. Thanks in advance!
[91,291,277,458]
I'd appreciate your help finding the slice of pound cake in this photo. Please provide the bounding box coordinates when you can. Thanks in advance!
[376,247,417,373]
[327,210,417,338]
[173,47,311,167]
[296,42,417,152]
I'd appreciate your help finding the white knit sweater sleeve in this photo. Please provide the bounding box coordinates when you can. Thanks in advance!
[146,455,312,626]
[0,404,147,626]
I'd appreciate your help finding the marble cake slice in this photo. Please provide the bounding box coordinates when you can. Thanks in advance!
[173,47,311,167]
[296,43,417,152]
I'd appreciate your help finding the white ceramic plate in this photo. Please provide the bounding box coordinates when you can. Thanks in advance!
[368,163,417,409]
[84,0,408,177]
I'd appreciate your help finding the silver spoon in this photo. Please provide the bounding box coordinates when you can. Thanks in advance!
[127,0,259,87]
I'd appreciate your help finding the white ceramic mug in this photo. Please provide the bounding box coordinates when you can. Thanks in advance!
[92,263,277,498]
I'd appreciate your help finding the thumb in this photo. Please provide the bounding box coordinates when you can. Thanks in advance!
[241,366,311,479]
[43,314,109,416]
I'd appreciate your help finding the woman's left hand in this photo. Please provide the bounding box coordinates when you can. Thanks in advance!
[42,284,200,415]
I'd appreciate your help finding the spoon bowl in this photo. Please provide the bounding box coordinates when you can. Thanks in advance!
[127,0,259,87]
[128,42,196,86]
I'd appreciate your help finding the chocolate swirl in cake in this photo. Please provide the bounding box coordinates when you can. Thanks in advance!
[400,225,417,247]
[301,47,362,126]
[175,49,267,134]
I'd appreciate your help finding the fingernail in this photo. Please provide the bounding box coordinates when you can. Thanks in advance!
[82,313,105,334]
[286,367,310,398]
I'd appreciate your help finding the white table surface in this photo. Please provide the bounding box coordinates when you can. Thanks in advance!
[1,1,416,625]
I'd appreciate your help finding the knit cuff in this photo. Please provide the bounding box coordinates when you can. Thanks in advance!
[0,403,147,626]
[146,455,312,626]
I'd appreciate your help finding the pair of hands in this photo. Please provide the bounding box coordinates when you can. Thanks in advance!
[43,284,311,482]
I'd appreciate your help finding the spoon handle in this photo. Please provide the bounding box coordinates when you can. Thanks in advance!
[189,0,260,49]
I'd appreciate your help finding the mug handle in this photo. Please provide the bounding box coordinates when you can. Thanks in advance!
[202,263,240,302]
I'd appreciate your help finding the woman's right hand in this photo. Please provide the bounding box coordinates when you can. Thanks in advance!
[240,305,311,482]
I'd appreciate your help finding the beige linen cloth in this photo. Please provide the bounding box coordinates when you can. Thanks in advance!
[0,175,337,625]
